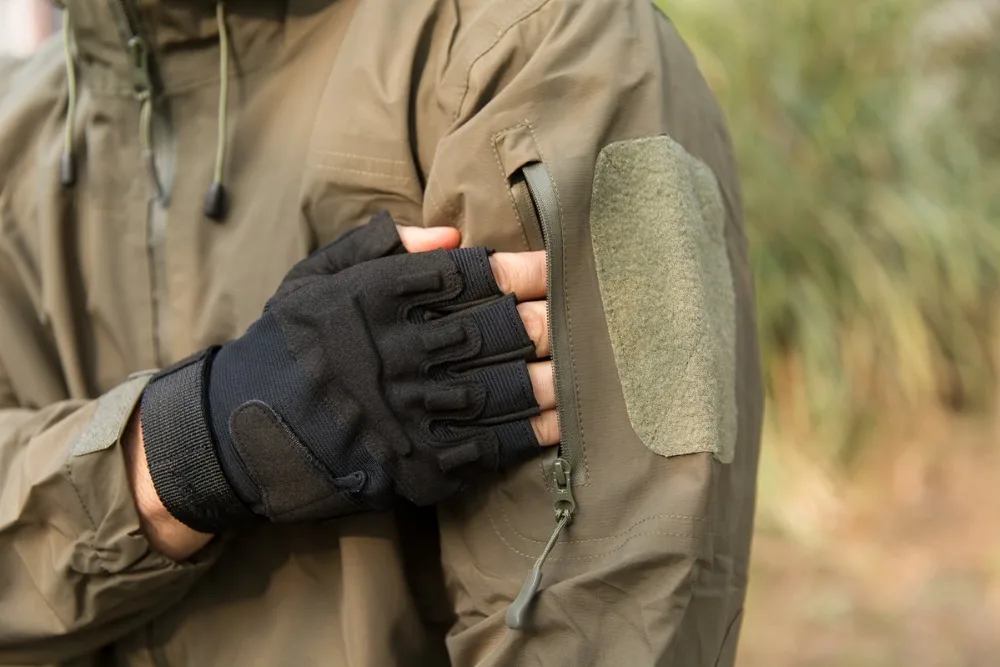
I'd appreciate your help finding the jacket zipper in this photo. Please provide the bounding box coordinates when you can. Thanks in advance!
[519,162,583,471]
[509,174,545,252]
[108,0,170,365]
[505,457,576,629]
[505,162,582,629]
[111,0,155,104]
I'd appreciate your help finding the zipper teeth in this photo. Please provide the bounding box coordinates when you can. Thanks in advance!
[148,204,169,365]
[113,0,142,39]
[540,212,560,464]
[521,164,571,466]
[108,0,168,365]
[535,192,556,457]
[110,0,158,98]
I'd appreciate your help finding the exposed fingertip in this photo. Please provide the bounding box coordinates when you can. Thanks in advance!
[398,225,462,253]
[531,411,561,446]
[517,301,550,358]
[489,251,547,300]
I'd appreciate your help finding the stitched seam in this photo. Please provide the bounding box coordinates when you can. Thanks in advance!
[493,122,531,142]
[314,165,413,181]
[497,504,708,545]
[312,150,409,165]
[65,461,97,534]
[450,0,553,124]
[491,125,531,252]
[488,507,704,562]
[528,122,591,483]
[232,404,279,515]
[65,460,110,573]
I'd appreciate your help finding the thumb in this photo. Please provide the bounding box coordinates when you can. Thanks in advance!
[281,214,463,288]
[398,225,462,253]
[282,211,404,282]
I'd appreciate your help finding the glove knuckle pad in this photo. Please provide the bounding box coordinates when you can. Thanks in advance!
[465,295,534,361]
[445,247,502,303]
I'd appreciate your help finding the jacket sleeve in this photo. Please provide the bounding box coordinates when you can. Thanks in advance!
[0,249,219,664]
[419,1,762,665]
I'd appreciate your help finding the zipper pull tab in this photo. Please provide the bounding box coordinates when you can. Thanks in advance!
[505,458,577,630]
[552,457,576,520]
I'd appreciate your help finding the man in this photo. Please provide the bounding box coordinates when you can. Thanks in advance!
[0,0,762,664]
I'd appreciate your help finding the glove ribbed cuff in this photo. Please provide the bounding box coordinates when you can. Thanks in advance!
[141,349,255,534]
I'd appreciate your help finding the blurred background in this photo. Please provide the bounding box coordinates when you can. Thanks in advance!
[0,0,58,56]
[665,1,1000,664]
[3,0,998,664]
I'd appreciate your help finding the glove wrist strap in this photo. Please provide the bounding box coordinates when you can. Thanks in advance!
[141,349,255,534]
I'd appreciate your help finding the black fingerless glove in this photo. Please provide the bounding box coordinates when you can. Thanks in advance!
[140,213,541,532]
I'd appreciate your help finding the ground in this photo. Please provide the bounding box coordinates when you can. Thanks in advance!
[739,415,1000,666]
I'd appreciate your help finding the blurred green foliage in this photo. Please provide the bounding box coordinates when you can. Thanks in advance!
[662,0,1000,462]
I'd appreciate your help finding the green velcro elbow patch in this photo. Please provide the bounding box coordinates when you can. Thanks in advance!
[590,135,737,463]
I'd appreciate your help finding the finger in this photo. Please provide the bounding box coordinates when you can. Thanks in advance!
[528,361,555,410]
[283,212,403,282]
[489,251,547,301]
[398,225,462,253]
[530,410,560,446]
[517,301,549,358]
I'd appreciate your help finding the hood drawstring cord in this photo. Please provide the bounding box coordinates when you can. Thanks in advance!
[203,1,230,221]
[60,8,78,187]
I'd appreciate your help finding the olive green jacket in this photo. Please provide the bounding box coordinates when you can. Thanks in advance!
[0,0,762,664]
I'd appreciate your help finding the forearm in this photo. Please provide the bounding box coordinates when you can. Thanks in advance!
[122,408,214,561]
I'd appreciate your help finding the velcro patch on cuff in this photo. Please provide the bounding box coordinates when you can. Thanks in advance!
[590,135,737,463]
[70,373,153,457]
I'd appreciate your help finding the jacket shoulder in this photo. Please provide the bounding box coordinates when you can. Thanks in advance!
[439,0,693,120]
